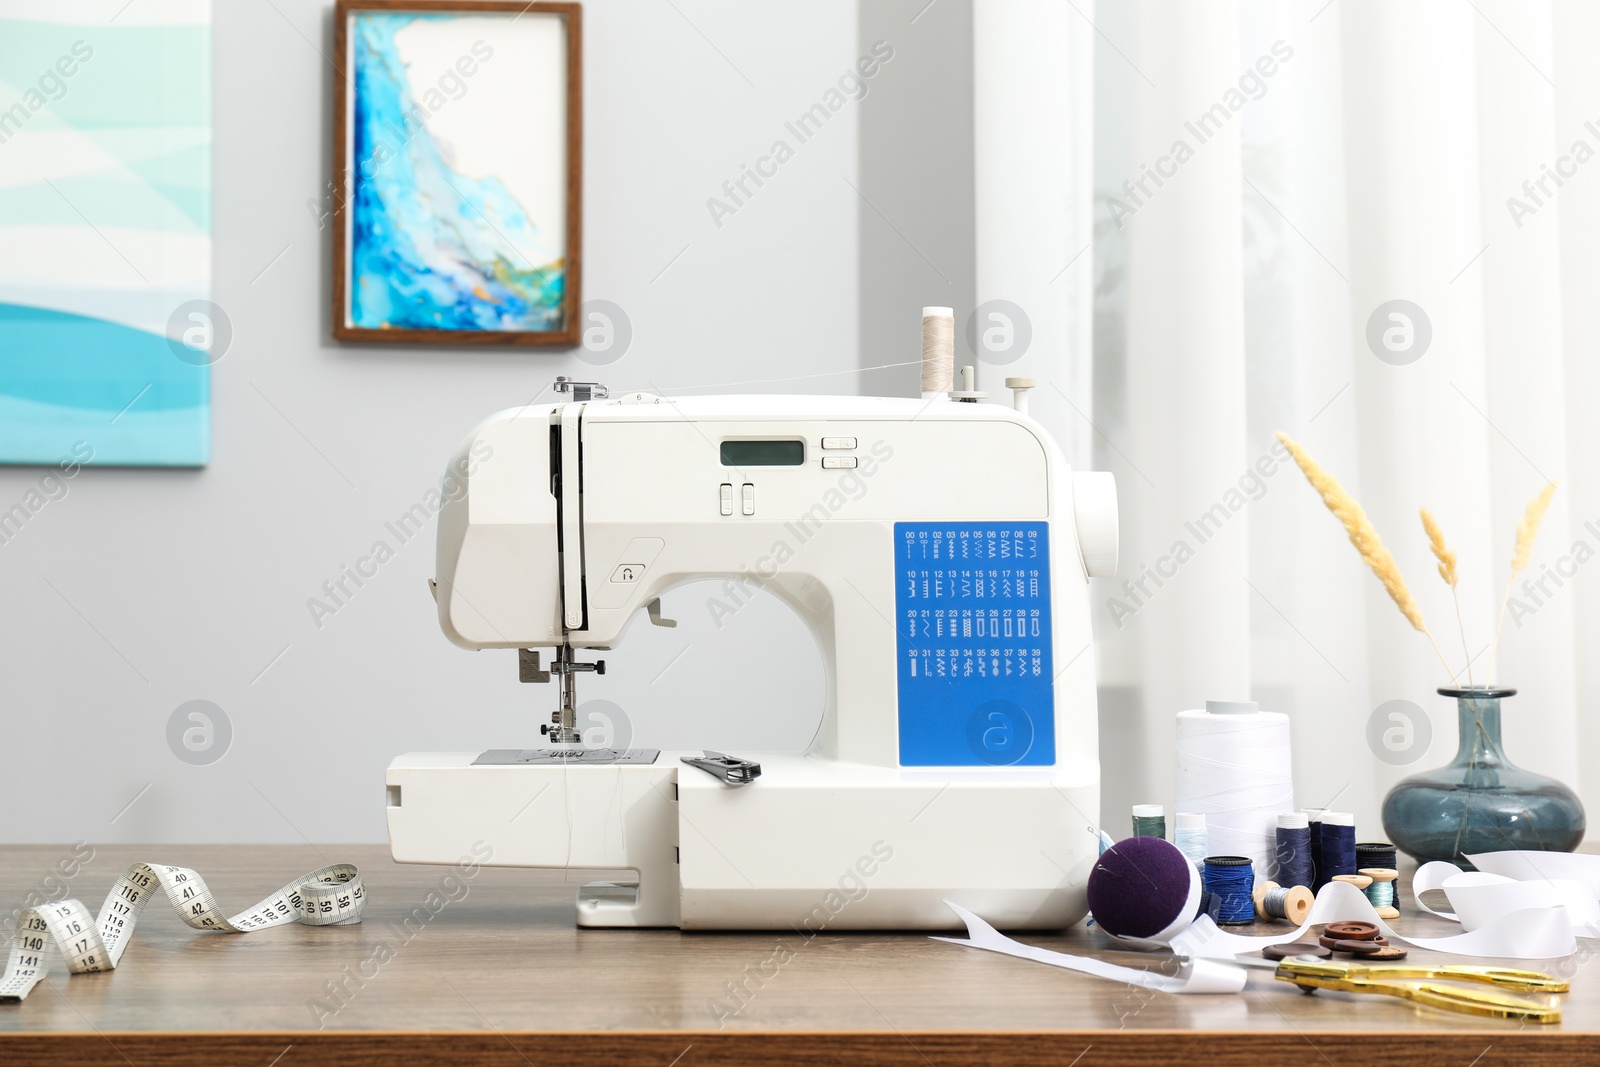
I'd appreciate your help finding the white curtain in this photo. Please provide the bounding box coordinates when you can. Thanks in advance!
[974,0,1600,842]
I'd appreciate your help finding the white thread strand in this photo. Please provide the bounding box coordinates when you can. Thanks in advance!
[658,359,926,394]
[1174,707,1294,878]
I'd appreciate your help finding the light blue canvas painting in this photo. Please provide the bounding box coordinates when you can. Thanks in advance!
[0,1,212,467]
[343,9,570,337]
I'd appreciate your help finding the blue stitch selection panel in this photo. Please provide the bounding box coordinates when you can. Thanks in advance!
[894,522,1055,766]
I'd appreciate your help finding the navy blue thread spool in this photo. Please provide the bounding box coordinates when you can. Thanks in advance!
[1315,812,1357,890]
[1202,856,1255,925]
[1303,807,1328,889]
[1274,811,1314,890]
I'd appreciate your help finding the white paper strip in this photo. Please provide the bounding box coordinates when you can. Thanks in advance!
[934,902,1249,994]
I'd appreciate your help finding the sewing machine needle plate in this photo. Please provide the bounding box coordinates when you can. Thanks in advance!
[473,749,661,765]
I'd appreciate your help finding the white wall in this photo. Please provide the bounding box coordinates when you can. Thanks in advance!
[0,0,976,843]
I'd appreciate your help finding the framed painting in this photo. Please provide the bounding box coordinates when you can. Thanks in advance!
[0,0,212,466]
[332,0,581,345]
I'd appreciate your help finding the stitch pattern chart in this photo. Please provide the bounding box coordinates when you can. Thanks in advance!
[894,522,1054,767]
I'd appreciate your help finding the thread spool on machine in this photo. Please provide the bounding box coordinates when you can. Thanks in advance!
[918,306,1043,413]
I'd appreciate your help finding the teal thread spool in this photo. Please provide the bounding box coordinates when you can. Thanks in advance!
[1132,804,1166,840]
[1360,867,1400,916]
[1356,842,1400,915]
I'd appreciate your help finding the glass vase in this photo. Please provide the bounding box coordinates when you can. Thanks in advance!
[1381,687,1585,868]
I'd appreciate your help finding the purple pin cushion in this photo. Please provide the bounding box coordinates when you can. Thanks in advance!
[1086,835,1203,940]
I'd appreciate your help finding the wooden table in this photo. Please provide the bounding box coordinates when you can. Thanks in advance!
[1,844,1594,1065]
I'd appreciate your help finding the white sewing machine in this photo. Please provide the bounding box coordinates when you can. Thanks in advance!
[387,348,1117,930]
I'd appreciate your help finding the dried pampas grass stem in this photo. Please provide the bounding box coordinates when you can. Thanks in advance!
[1493,481,1559,682]
[1277,432,1458,681]
[1422,508,1472,687]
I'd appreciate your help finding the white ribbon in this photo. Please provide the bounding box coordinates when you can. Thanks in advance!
[1468,850,1600,894]
[934,902,1249,994]
[1170,880,1577,961]
[1410,852,1600,938]
[935,857,1595,997]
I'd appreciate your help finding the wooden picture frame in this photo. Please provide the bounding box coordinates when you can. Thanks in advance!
[332,0,582,345]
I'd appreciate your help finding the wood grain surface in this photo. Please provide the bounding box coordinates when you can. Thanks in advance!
[2,844,1594,1065]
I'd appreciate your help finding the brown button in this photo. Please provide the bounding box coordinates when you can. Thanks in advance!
[1325,920,1380,940]
[1263,942,1332,961]
[1364,945,1409,960]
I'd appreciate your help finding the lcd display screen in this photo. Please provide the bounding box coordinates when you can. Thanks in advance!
[719,440,804,466]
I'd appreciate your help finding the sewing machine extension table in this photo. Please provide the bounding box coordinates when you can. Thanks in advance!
[3,844,1596,1065]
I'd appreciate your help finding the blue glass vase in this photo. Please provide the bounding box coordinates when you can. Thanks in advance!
[1381,687,1585,868]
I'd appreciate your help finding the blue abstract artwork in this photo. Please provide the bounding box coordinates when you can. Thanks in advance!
[343,10,570,336]
[0,2,212,466]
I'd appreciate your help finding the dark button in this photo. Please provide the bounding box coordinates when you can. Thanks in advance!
[1324,920,1380,940]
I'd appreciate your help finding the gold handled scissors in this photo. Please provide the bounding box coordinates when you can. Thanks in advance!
[1272,957,1566,1023]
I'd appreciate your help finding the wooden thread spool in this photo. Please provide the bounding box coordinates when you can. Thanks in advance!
[1361,867,1401,920]
[1251,879,1313,925]
[1332,873,1373,890]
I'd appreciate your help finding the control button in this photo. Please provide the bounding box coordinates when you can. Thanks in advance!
[719,483,734,516]
[741,483,755,516]
[821,456,858,469]
[822,436,857,450]
[610,564,645,584]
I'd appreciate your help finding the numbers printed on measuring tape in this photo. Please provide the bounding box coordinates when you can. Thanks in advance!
[0,862,364,1004]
